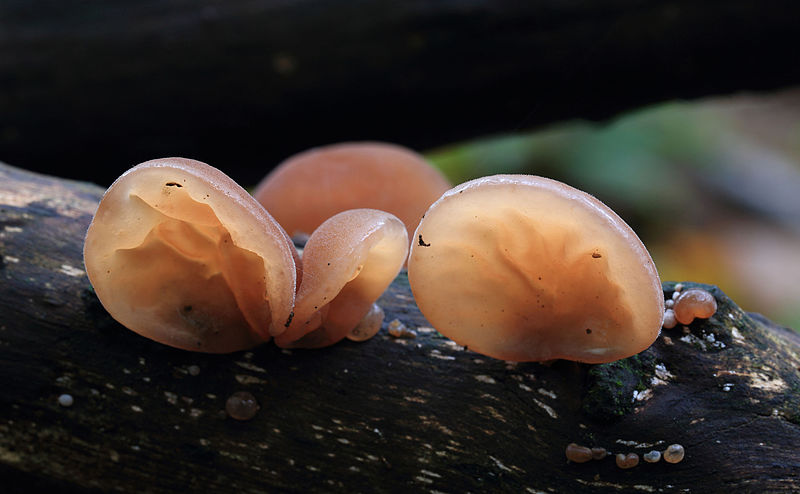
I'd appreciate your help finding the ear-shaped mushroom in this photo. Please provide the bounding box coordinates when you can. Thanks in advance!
[274,209,408,349]
[407,175,664,364]
[252,142,451,241]
[83,158,298,353]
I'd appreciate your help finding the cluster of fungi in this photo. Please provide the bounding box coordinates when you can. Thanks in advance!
[84,141,665,361]
[566,443,685,469]
[84,142,675,428]
[84,144,436,352]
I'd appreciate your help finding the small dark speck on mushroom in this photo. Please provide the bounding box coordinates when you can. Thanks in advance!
[586,328,592,334]
[592,251,602,258]
[418,235,431,247]
[184,305,192,312]
[165,182,183,187]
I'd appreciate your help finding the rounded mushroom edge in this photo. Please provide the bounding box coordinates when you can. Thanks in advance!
[85,158,663,363]
[275,208,409,349]
[83,158,298,353]
[252,141,451,243]
[407,174,664,364]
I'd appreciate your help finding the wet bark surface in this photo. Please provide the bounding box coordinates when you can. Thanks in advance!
[1,162,799,493]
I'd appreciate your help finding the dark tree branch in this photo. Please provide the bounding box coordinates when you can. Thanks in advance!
[2,1,800,186]
[1,162,799,493]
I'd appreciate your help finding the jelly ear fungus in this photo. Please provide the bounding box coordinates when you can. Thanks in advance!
[407,174,664,364]
[84,158,298,353]
[84,158,408,353]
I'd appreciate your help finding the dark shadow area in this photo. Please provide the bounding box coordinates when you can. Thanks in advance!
[2,0,800,186]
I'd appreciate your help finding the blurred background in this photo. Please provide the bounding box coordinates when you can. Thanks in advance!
[2,1,800,328]
[427,90,800,330]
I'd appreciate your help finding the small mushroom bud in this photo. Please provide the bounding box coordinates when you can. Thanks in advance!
[673,288,717,325]
[565,443,593,463]
[663,444,685,463]
[616,452,640,469]
[58,394,74,407]
[662,308,677,329]
[346,303,385,342]
[591,447,608,460]
[226,391,259,421]
[643,450,662,463]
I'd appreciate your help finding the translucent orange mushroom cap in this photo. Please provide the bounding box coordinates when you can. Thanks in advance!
[252,142,451,241]
[83,158,298,353]
[408,175,664,364]
[274,208,408,349]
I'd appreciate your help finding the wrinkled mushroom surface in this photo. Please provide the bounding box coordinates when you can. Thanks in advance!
[252,142,451,240]
[408,175,664,363]
[275,209,408,349]
[84,158,298,353]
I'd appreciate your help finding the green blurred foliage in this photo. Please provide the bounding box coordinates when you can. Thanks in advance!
[427,103,726,231]
[425,99,800,331]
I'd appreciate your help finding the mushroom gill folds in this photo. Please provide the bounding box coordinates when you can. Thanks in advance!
[83,158,407,353]
[275,209,408,349]
[252,141,451,241]
[407,175,664,364]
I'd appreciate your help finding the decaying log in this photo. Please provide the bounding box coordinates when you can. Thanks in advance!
[1,162,799,493]
[3,1,800,187]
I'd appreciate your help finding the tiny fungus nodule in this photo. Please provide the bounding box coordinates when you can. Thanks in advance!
[643,450,662,463]
[662,308,678,329]
[408,175,664,364]
[83,158,406,352]
[663,444,685,464]
[565,443,593,463]
[225,391,260,421]
[673,288,717,325]
[252,141,451,242]
[346,303,386,342]
[591,447,608,460]
[616,452,640,469]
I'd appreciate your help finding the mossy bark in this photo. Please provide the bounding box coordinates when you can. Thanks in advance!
[1,162,799,493]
